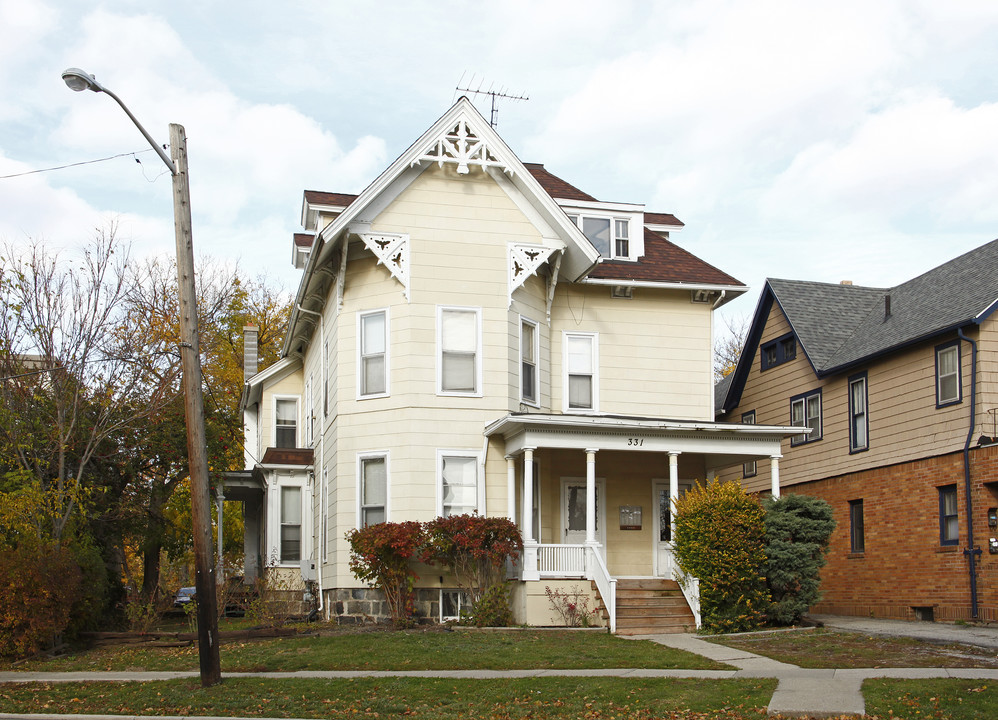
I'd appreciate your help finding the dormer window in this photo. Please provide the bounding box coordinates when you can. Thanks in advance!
[566,214,633,260]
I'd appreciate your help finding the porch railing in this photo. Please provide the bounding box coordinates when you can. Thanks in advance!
[587,546,616,634]
[675,570,701,629]
[537,543,586,577]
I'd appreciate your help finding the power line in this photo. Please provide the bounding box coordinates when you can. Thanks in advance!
[0,148,158,180]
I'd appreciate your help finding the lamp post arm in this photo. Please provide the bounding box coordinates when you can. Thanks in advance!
[100,85,178,175]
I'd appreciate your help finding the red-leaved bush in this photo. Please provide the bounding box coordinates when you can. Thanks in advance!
[346,521,425,627]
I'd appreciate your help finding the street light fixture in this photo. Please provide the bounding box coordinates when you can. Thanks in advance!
[61,67,221,687]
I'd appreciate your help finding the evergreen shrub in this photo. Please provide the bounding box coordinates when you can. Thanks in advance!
[673,478,769,633]
[762,493,836,625]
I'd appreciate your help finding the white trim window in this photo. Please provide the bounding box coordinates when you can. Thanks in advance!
[438,451,481,517]
[440,589,470,621]
[564,332,598,412]
[849,374,868,452]
[304,373,314,445]
[280,485,302,564]
[358,453,389,527]
[438,306,482,396]
[358,308,389,398]
[935,342,961,407]
[520,317,539,406]
[566,214,633,260]
[274,397,298,448]
[790,389,822,446]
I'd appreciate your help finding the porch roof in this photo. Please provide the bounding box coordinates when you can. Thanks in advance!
[484,413,802,467]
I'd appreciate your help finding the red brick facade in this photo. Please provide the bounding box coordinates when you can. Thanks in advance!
[795,443,998,621]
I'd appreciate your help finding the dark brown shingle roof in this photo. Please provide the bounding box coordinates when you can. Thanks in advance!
[589,228,743,287]
[293,233,313,248]
[260,447,314,466]
[304,190,357,208]
[523,163,597,202]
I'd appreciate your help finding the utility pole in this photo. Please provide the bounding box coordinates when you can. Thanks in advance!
[170,123,222,686]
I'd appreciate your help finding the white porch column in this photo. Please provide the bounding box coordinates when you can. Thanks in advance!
[585,449,598,546]
[771,455,781,498]
[216,489,225,584]
[669,452,680,540]
[522,447,539,581]
[505,455,516,521]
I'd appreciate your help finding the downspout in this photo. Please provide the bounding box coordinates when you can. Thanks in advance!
[958,328,980,619]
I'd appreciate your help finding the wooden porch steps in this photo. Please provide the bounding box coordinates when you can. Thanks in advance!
[610,578,696,635]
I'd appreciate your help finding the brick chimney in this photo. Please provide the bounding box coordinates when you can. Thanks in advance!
[243,324,259,382]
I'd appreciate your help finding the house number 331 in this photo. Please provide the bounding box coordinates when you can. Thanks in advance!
[627,437,644,446]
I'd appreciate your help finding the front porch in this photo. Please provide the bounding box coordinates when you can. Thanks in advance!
[487,413,799,632]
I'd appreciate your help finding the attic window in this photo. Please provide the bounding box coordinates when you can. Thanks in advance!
[761,333,796,371]
[566,214,633,260]
[610,286,632,299]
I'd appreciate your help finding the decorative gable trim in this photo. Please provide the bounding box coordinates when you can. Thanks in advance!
[360,233,410,302]
[508,243,555,307]
[416,118,512,176]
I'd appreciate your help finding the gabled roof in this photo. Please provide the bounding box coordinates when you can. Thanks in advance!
[719,238,998,414]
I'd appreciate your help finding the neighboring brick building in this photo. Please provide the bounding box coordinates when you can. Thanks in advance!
[717,240,998,621]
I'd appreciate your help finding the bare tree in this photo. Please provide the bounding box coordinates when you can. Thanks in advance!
[714,313,749,382]
[0,226,166,544]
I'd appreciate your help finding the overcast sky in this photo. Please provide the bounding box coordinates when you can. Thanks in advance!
[3,0,998,329]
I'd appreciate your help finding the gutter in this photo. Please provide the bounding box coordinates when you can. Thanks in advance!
[958,327,980,619]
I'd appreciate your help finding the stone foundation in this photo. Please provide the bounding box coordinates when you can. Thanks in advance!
[325,587,443,625]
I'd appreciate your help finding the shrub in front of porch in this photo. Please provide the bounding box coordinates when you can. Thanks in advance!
[762,493,836,625]
[423,514,523,627]
[673,479,768,633]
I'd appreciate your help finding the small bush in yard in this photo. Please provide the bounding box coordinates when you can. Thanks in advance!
[423,514,522,626]
[545,585,597,627]
[673,478,769,633]
[762,493,836,625]
[346,521,425,627]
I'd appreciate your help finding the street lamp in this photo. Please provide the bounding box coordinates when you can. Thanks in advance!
[62,67,221,687]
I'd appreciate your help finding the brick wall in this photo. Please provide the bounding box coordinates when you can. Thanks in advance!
[794,443,998,621]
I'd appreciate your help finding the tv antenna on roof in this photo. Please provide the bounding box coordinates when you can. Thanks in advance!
[455,72,528,129]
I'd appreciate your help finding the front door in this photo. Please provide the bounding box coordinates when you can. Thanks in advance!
[562,478,605,547]
[654,481,691,578]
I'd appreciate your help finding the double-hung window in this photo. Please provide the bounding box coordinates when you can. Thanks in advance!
[741,410,757,477]
[358,309,389,398]
[848,373,869,452]
[275,398,297,448]
[939,485,958,546]
[520,317,538,405]
[280,486,302,563]
[438,307,481,395]
[439,452,479,517]
[849,499,865,553]
[790,389,822,445]
[935,342,961,407]
[564,332,598,412]
[359,453,388,527]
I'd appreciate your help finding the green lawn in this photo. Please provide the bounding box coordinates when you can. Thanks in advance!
[7,629,728,672]
[708,628,998,669]
[0,677,776,719]
[864,678,998,720]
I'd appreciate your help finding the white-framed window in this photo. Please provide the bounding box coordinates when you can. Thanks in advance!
[790,389,822,445]
[566,214,633,260]
[520,316,539,406]
[438,306,482,396]
[274,397,298,448]
[280,485,302,564]
[358,308,389,398]
[440,589,470,621]
[438,450,481,517]
[563,332,598,412]
[935,342,961,407]
[323,338,330,418]
[304,373,314,445]
[358,452,389,527]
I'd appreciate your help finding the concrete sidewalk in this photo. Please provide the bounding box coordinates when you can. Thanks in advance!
[3,619,998,719]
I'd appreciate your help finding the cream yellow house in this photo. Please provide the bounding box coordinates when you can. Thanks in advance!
[226,99,799,632]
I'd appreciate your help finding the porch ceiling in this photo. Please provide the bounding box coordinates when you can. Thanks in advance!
[484,412,798,460]
[219,470,265,501]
